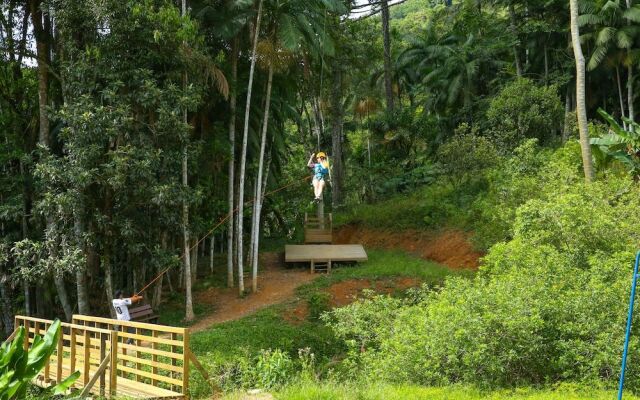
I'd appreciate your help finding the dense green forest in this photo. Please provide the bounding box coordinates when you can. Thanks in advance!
[5,0,640,398]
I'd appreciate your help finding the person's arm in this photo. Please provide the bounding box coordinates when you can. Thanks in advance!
[128,295,143,304]
[307,153,315,168]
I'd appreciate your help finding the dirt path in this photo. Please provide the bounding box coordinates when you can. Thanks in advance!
[190,253,316,333]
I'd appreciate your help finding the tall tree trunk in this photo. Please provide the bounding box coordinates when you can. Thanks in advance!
[190,238,198,284]
[563,87,572,142]
[381,0,394,111]
[543,43,549,85]
[30,0,50,146]
[237,0,263,296]
[19,159,31,316]
[210,236,214,274]
[616,66,627,129]
[33,0,75,318]
[227,38,238,289]
[181,0,195,322]
[250,64,273,293]
[152,231,168,309]
[509,4,523,77]
[628,64,634,128]
[331,66,344,206]
[74,210,90,315]
[103,243,115,318]
[54,275,72,321]
[0,273,14,335]
[569,0,595,182]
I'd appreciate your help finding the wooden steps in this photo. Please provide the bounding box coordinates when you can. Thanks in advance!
[304,213,332,244]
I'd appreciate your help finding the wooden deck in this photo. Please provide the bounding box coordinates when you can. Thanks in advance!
[285,244,368,263]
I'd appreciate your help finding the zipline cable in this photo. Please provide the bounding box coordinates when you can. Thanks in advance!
[134,174,313,297]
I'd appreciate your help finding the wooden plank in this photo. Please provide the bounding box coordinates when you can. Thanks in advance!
[56,330,63,384]
[100,335,107,396]
[70,328,76,374]
[118,365,183,387]
[182,331,189,396]
[110,331,118,396]
[119,354,183,373]
[171,332,178,392]
[72,314,185,334]
[285,244,368,262]
[83,331,90,385]
[116,331,183,347]
[119,342,184,360]
[152,331,158,386]
[135,327,141,382]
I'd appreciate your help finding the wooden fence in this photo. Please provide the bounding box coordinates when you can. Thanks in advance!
[13,314,199,399]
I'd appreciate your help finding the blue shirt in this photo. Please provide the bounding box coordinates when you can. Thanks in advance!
[314,163,329,180]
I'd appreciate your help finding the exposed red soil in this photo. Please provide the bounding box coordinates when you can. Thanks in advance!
[190,252,315,333]
[285,277,422,323]
[335,225,482,269]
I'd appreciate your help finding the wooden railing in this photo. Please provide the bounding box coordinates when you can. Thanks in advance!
[15,315,115,397]
[72,314,189,396]
[13,314,194,399]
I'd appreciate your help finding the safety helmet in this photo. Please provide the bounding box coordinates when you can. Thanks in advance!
[316,152,326,158]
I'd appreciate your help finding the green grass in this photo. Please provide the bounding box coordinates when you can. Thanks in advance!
[297,249,473,295]
[223,382,639,400]
[190,306,340,365]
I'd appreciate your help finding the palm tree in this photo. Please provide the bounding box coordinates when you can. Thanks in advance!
[579,0,640,124]
[401,29,481,113]
[570,0,596,181]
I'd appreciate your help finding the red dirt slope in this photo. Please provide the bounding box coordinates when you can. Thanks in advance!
[335,225,481,269]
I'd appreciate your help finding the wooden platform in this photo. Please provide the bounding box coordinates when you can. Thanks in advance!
[285,244,368,263]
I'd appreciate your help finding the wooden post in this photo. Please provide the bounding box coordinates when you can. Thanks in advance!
[56,328,63,384]
[182,330,190,396]
[171,332,178,392]
[100,334,106,396]
[328,260,332,274]
[23,320,29,350]
[152,330,158,386]
[109,331,118,397]
[135,327,141,382]
[311,260,315,274]
[70,328,76,374]
[83,330,90,385]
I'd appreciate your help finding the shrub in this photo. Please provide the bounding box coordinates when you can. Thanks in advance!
[331,160,640,390]
[486,78,563,151]
[437,123,500,184]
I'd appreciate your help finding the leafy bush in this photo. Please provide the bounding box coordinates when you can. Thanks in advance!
[437,123,500,183]
[487,78,563,151]
[330,147,640,389]
[0,320,78,399]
